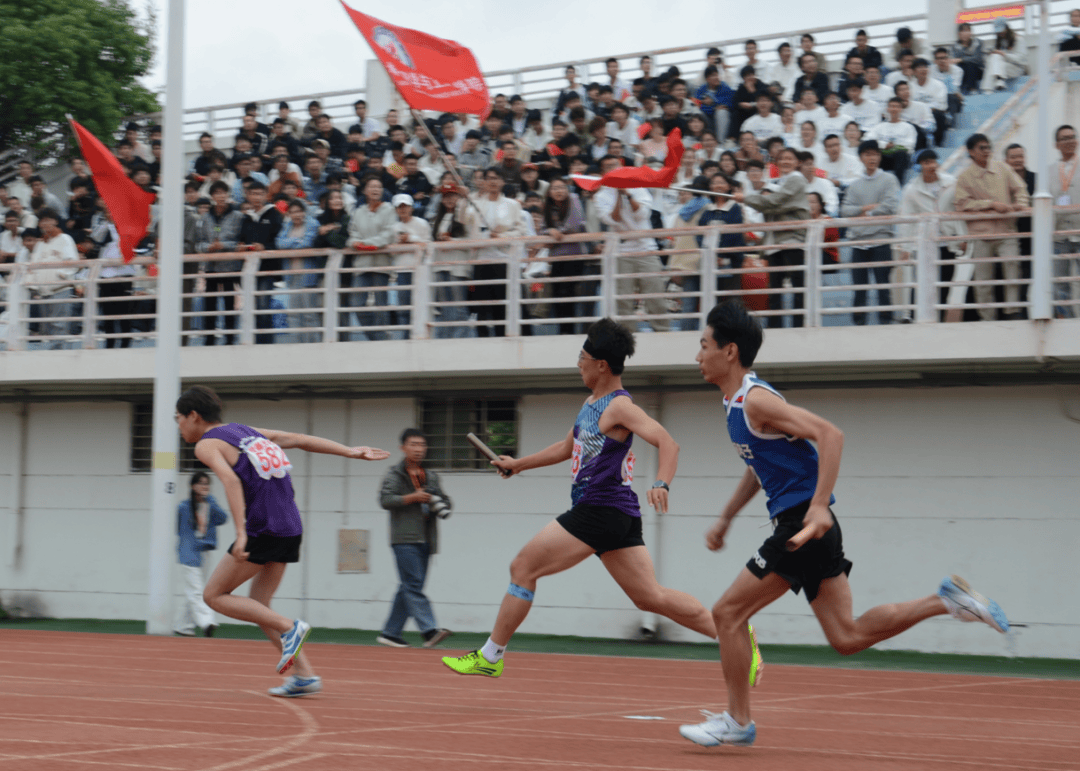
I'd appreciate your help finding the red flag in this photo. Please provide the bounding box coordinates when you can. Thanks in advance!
[340,3,489,117]
[571,129,685,192]
[69,118,155,262]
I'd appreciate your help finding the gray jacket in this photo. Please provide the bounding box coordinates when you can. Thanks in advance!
[840,169,901,241]
[741,172,809,246]
[379,459,451,553]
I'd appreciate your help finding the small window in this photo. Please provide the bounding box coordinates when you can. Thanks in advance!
[130,403,204,473]
[420,398,519,471]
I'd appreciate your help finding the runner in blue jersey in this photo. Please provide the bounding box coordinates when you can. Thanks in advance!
[175,386,390,696]
[442,318,763,681]
[679,301,1010,748]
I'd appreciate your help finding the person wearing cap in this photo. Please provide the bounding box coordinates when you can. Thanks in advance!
[389,194,431,338]
[840,139,901,326]
[981,19,1026,93]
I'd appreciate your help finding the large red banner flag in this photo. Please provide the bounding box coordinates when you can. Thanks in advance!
[68,118,156,263]
[570,129,685,192]
[340,2,489,117]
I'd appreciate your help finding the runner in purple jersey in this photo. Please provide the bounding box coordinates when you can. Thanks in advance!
[442,319,763,680]
[176,386,390,696]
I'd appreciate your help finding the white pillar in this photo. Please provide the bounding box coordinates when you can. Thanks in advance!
[146,0,186,635]
[928,0,962,47]
[1031,0,1054,320]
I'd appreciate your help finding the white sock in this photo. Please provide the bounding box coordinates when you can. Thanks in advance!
[480,637,506,663]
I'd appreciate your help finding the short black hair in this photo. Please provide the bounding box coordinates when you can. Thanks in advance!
[966,132,990,150]
[1056,124,1077,141]
[176,385,223,423]
[246,179,267,192]
[400,428,426,444]
[706,301,762,367]
[208,180,230,195]
[584,317,635,375]
[36,207,60,223]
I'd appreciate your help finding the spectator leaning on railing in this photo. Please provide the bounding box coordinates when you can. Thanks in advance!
[344,175,396,341]
[954,133,1030,321]
[275,199,322,343]
[24,208,79,348]
[391,193,432,338]
[238,180,284,345]
[1049,124,1080,319]
[193,181,244,345]
[430,184,473,339]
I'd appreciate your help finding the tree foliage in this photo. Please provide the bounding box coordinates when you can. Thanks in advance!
[0,0,159,160]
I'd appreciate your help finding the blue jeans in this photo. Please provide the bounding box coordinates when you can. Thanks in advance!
[383,542,437,637]
[433,270,472,338]
[395,271,412,338]
[344,269,389,341]
[680,274,701,331]
[852,245,894,325]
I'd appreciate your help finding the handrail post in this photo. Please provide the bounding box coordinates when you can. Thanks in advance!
[600,234,619,320]
[239,254,257,345]
[412,245,431,340]
[324,251,343,343]
[915,216,937,323]
[505,243,522,337]
[82,261,101,350]
[701,226,720,325]
[7,264,25,351]
[804,221,824,328]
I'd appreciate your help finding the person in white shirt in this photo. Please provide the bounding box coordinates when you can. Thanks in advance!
[742,93,785,145]
[6,196,38,230]
[894,82,935,145]
[767,42,801,103]
[817,93,855,140]
[885,50,916,88]
[843,79,883,133]
[390,193,432,338]
[868,98,917,183]
[794,121,826,166]
[1050,124,1080,318]
[604,57,633,103]
[25,208,79,348]
[819,134,863,191]
[439,119,465,157]
[593,156,670,332]
[0,210,23,264]
[606,103,641,151]
[797,151,839,217]
[982,19,1027,92]
[931,47,964,123]
[908,58,949,145]
[8,161,34,208]
[793,89,828,132]
[780,106,800,149]
[862,66,894,113]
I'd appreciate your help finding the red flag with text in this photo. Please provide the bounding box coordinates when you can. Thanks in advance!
[340,3,489,117]
[570,129,685,191]
[69,119,156,262]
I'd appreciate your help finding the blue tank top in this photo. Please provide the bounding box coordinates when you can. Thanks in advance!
[200,423,303,538]
[570,389,640,517]
[725,373,835,518]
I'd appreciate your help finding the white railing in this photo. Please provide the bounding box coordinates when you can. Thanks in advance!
[4,209,1078,351]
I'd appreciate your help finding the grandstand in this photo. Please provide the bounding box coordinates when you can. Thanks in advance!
[0,1,1078,668]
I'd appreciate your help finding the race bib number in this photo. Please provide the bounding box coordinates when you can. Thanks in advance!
[240,436,293,480]
[570,439,583,479]
[620,450,635,485]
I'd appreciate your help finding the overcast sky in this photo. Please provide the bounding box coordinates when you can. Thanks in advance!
[142,0,926,109]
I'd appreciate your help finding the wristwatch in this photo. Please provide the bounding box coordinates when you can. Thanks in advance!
[651,480,670,491]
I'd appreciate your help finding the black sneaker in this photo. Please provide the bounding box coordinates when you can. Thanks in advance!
[422,628,453,648]
[203,624,216,638]
[376,634,411,648]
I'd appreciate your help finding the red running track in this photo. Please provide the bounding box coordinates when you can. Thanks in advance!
[1,629,1078,771]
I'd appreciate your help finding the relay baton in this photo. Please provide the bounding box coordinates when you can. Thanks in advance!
[467,432,512,477]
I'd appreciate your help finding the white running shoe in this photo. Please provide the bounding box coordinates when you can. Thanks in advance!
[679,710,756,747]
[937,575,1009,634]
[268,675,322,698]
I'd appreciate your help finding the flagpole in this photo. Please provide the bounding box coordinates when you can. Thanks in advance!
[409,108,491,231]
[146,0,186,635]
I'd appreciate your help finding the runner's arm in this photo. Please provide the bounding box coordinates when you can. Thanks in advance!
[707,467,761,551]
[253,427,390,461]
[195,438,248,539]
[601,396,678,513]
[743,389,843,511]
[494,429,574,475]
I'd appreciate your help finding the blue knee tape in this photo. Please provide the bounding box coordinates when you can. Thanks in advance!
[508,583,535,602]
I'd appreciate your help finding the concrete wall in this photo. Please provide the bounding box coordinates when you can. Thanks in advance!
[1,383,1077,658]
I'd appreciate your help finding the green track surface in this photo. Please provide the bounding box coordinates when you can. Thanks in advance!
[3,617,1077,680]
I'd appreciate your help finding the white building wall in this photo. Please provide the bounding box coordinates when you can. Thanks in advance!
[1,384,1077,658]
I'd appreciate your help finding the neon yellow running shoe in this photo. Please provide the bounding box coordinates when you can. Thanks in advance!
[441,650,504,677]
[748,623,764,688]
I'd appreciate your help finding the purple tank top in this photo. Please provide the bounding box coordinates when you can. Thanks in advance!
[201,423,303,538]
[570,389,640,517]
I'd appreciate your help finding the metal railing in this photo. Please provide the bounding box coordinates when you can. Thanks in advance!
[4,208,1078,351]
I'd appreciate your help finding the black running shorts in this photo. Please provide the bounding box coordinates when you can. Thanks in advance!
[230,534,303,565]
[557,503,645,556]
[746,501,852,603]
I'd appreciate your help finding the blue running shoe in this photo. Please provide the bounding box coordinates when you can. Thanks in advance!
[268,675,322,698]
[938,575,1009,634]
[277,619,312,674]
[679,710,756,747]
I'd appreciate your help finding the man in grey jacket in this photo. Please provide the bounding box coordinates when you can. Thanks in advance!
[734,146,810,327]
[841,140,901,325]
[377,428,453,648]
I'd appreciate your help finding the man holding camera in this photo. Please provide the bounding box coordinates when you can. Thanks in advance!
[377,428,453,648]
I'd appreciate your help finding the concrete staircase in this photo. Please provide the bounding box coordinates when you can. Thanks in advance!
[936,76,1031,161]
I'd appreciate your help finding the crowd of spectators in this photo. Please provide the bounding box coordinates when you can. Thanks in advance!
[3,18,1079,347]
